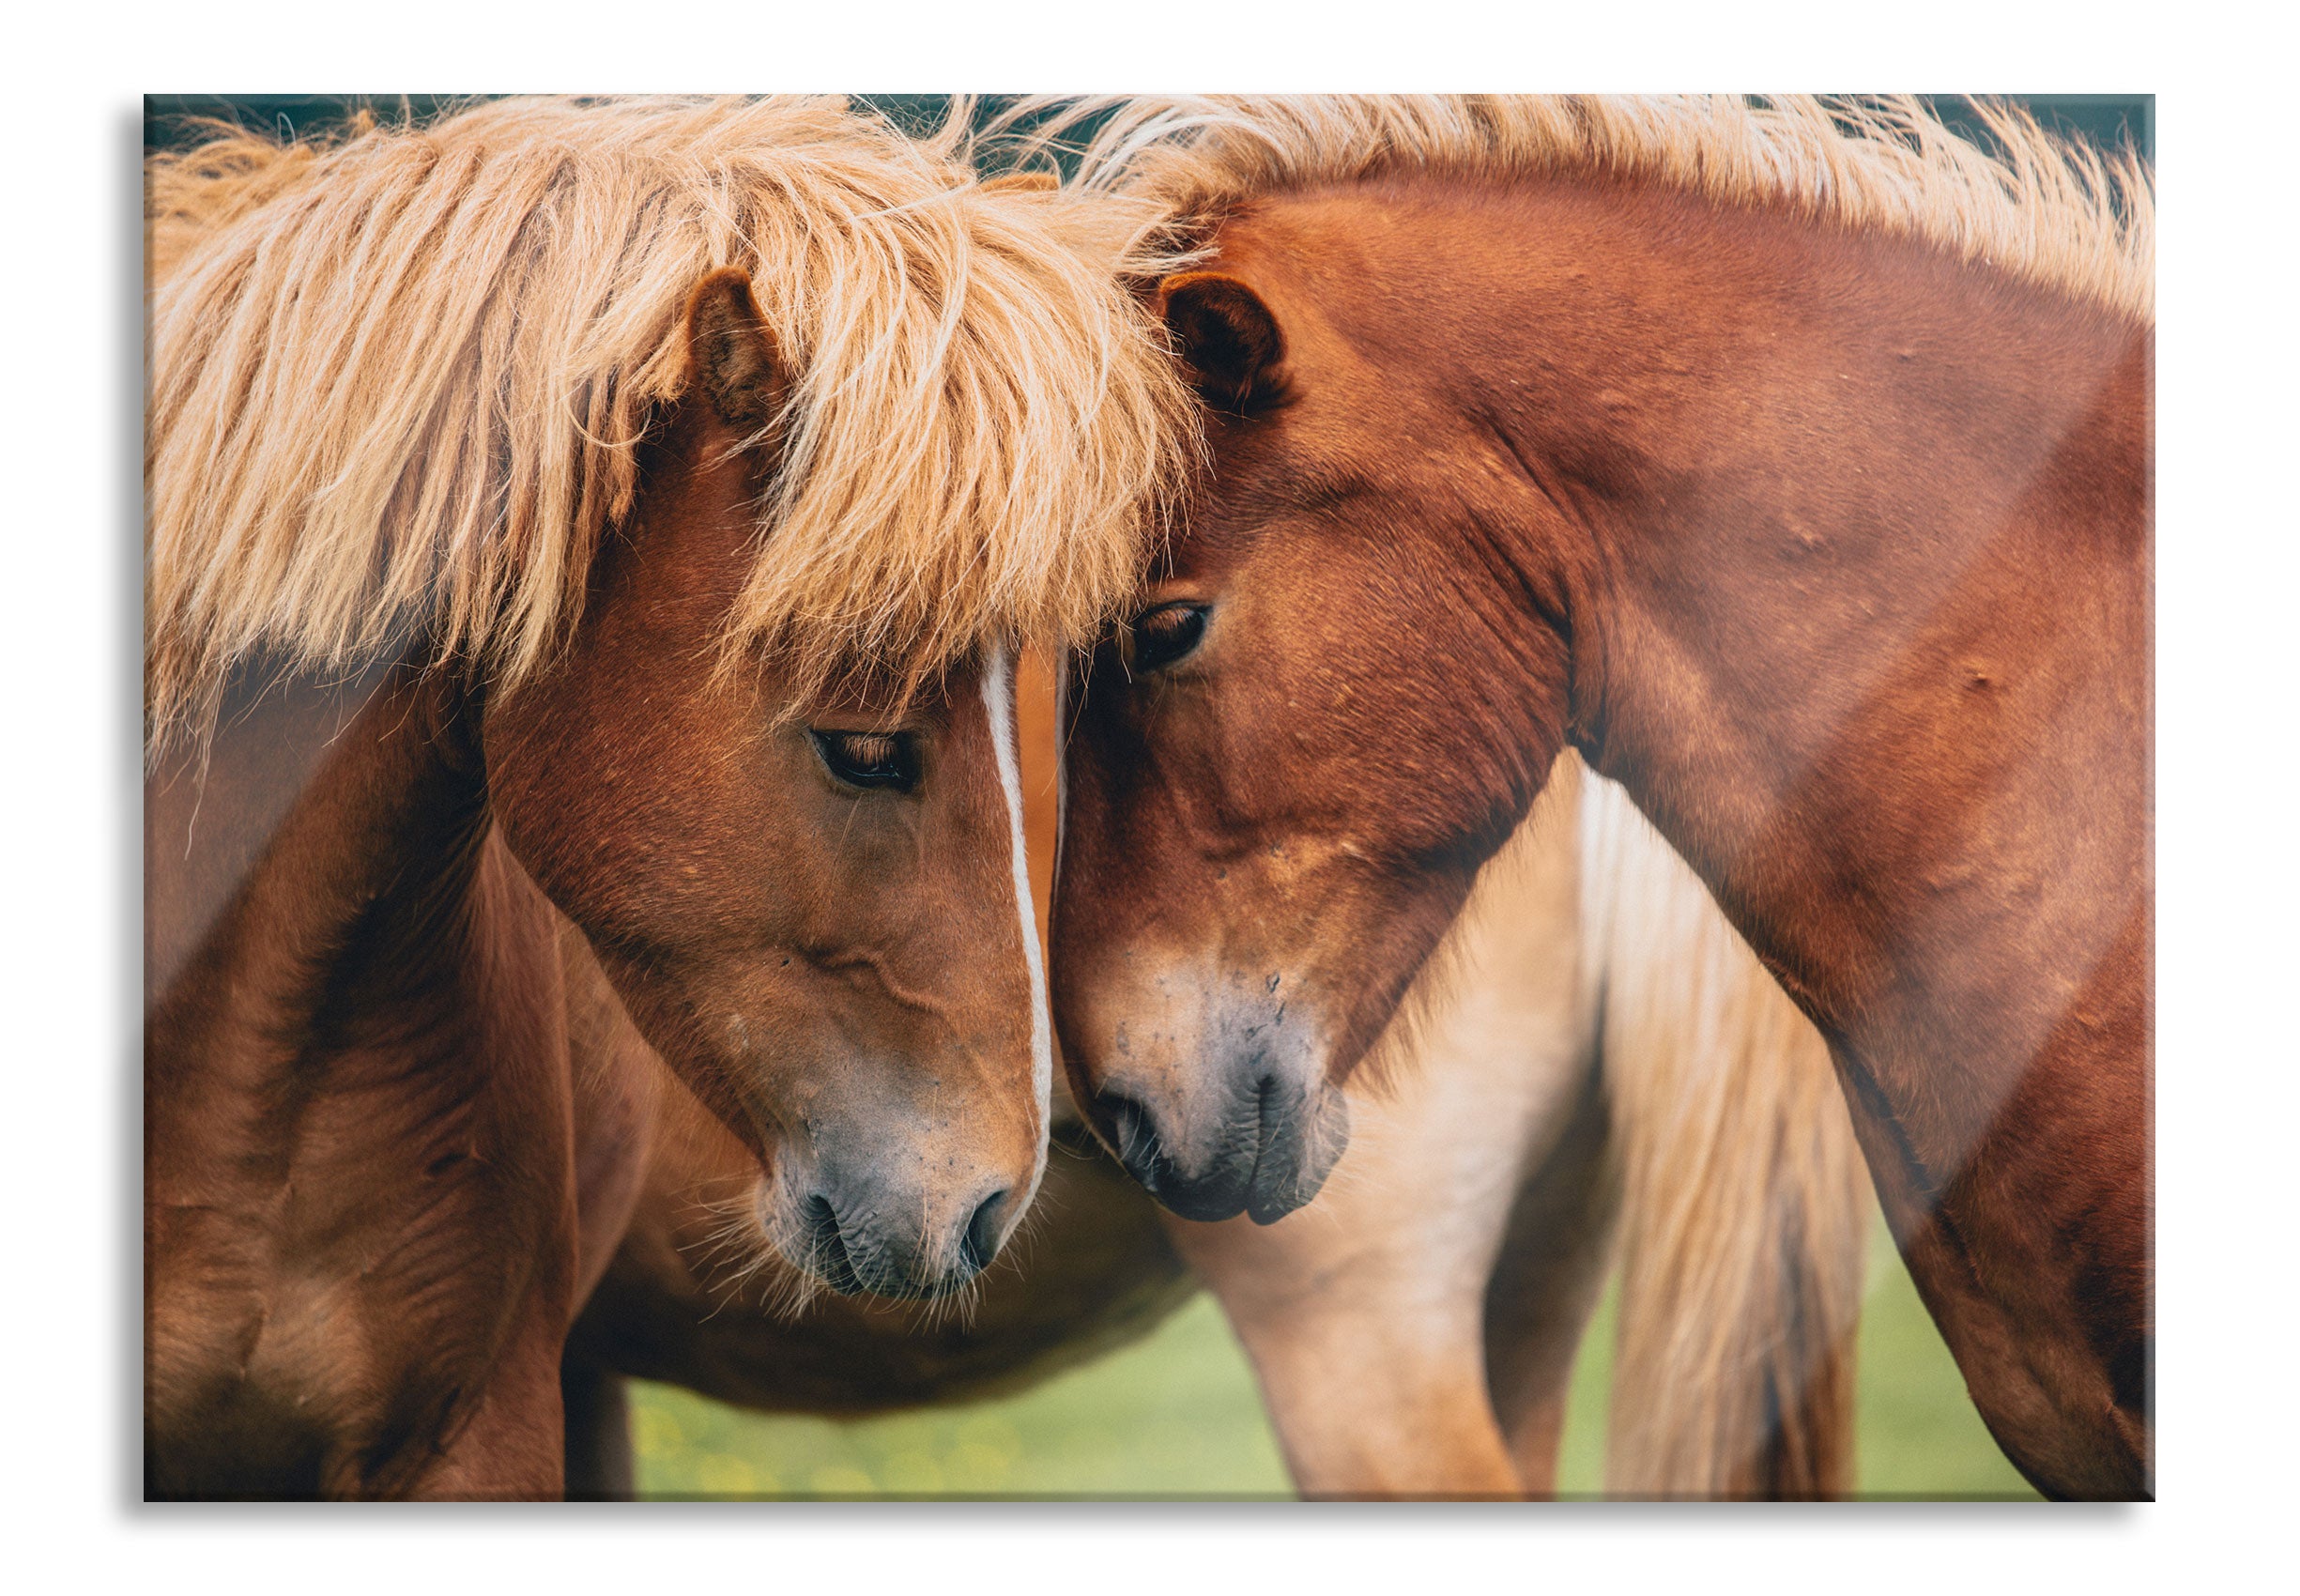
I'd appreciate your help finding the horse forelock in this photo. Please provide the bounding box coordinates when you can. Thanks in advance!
[144,95,1199,756]
[995,95,2154,324]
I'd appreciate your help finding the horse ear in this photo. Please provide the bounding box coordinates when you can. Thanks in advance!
[684,268,788,435]
[1158,271,1288,414]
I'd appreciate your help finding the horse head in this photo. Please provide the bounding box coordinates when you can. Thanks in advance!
[486,270,1050,1299]
[1052,251,1563,1225]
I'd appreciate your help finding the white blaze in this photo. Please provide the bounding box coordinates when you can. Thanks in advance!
[981,647,1053,1192]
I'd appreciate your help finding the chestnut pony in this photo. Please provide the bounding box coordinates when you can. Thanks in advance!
[143,98,1184,1498]
[1035,96,2152,1499]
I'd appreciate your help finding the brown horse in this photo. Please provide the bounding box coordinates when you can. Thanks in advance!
[143,98,1185,1498]
[567,659,1868,1501]
[1034,96,2151,1499]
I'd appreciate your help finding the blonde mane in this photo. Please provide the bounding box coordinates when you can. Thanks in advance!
[1003,95,2153,321]
[146,96,1195,752]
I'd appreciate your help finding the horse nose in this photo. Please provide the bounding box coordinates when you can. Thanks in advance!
[959,1187,1012,1276]
[792,1172,1020,1299]
[1089,1066,1342,1225]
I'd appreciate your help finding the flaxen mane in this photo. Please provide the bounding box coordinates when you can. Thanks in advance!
[1001,95,2153,321]
[146,96,1195,754]
[1576,771,1868,1498]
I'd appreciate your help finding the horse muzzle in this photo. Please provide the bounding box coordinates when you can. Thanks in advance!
[1089,1060,1350,1226]
[770,1162,1020,1300]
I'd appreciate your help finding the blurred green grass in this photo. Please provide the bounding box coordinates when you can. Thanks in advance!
[630,1209,2039,1499]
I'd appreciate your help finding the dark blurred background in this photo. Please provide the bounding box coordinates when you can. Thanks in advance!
[143,93,2153,168]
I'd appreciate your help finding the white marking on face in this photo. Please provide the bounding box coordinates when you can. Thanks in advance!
[982,646,1052,1195]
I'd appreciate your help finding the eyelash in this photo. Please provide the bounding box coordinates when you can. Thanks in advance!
[1125,602,1210,672]
[811,729,919,792]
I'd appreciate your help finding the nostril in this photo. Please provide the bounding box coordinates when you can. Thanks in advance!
[960,1189,1011,1274]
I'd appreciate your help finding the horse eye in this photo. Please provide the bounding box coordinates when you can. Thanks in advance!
[1125,602,1210,673]
[810,729,919,792]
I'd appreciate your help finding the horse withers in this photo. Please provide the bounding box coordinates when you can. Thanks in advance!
[1037,95,2151,1499]
[142,97,1186,1498]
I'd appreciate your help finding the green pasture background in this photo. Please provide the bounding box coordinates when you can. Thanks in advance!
[147,91,2111,1502]
[627,1207,2041,1500]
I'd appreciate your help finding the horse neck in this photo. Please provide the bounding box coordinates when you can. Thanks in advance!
[1405,177,2152,1181]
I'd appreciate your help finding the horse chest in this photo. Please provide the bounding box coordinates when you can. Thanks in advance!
[147,994,575,1497]
[147,1134,544,1497]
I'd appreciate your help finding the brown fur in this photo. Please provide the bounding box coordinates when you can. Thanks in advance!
[1049,115,2150,1498]
[146,664,581,1498]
